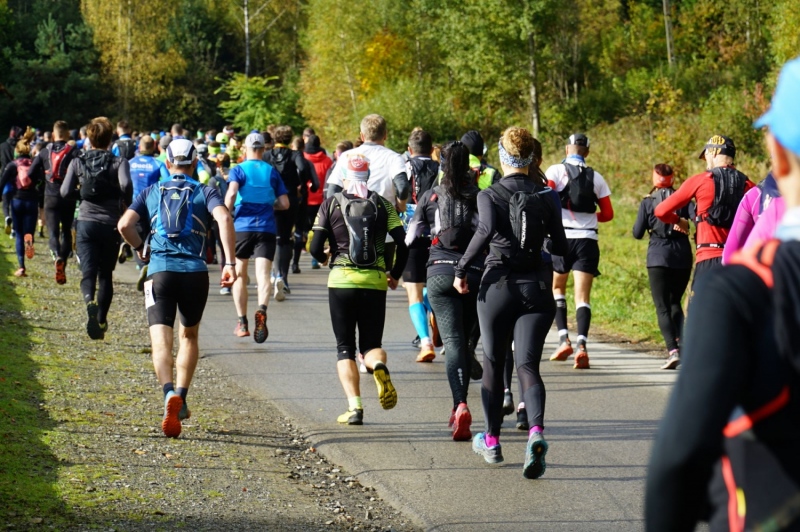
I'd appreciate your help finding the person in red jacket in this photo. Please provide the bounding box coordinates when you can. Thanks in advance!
[302,134,332,269]
[654,135,754,288]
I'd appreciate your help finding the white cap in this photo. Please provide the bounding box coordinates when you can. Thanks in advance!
[245,133,265,149]
[167,138,196,166]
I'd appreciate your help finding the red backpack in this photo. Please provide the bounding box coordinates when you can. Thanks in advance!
[15,158,33,190]
[47,143,73,183]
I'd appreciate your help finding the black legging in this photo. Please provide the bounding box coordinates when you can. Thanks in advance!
[274,198,298,282]
[44,195,76,261]
[478,278,555,435]
[647,267,691,352]
[427,273,479,408]
[76,221,120,324]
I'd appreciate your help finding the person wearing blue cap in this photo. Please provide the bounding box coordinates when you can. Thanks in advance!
[646,56,800,532]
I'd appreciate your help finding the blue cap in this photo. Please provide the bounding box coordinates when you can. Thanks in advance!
[755,57,800,155]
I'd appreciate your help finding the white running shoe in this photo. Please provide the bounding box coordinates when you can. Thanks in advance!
[274,277,286,302]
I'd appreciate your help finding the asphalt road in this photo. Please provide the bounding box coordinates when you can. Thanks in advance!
[153,256,676,531]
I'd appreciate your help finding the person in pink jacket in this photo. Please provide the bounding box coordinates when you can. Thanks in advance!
[745,195,786,248]
[722,172,780,263]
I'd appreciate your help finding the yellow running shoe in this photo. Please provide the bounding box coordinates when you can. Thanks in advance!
[373,362,397,410]
[337,408,363,425]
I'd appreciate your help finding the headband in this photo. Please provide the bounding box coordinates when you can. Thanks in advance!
[498,141,534,168]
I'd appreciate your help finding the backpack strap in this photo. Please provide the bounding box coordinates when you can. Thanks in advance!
[488,181,513,203]
[728,238,780,288]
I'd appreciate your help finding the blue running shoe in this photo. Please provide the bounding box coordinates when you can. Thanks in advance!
[472,433,503,464]
[523,432,548,479]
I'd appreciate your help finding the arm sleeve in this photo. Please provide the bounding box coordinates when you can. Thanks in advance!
[295,152,314,189]
[307,158,320,193]
[632,199,649,240]
[655,177,698,225]
[117,158,132,206]
[645,270,755,531]
[202,185,225,213]
[389,225,408,281]
[596,195,614,223]
[455,191,495,278]
[60,159,79,198]
[309,199,330,263]
[393,172,410,201]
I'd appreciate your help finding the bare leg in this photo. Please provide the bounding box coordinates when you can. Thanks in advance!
[233,258,249,317]
[175,322,200,389]
[254,257,273,307]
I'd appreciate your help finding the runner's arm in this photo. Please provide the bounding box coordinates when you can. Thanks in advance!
[596,195,613,222]
[212,204,237,286]
[455,191,494,279]
[722,189,759,264]
[309,198,331,263]
[224,181,239,213]
[654,177,698,225]
[59,159,79,198]
[274,194,289,211]
[117,158,132,207]
[29,152,43,176]
[545,191,568,256]
[389,226,408,282]
[393,172,410,202]
[0,162,15,190]
[632,199,649,240]
[307,158,320,193]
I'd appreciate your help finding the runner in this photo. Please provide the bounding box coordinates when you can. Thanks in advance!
[403,128,440,362]
[406,140,481,440]
[646,57,800,531]
[111,120,137,160]
[722,172,780,263]
[654,134,754,287]
[632,164,693,370]
[60,117,132,340]
[455,126,567,478]
[546,133,614,369]
[460,130,501,190]
[29,120,80,284]
[224,133,289,342]
[302,134,332,270]
[2,126,24,237]
[117,137,237,438]
[0,128,42,277]
[308,153,408,425]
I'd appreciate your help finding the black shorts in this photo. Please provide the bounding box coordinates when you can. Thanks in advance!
[552,238,601,276]
[329,288,387,361]
[235,232,277,260]
[146,271,209,328]
[402,246,430,283]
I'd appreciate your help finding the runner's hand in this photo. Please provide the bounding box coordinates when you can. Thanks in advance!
[136,248,150,264]
[387,275,399,290]
[220,265,237,287]
[674,218,690,234]
[453,277,468,294]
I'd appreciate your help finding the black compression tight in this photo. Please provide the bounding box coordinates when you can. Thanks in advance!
[647,267,691,352]
[44,196,76,262]
[427,274,479,408]
[477,280,555,435]
[76,221,120,324]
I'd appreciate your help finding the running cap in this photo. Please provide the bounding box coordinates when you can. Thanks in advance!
[343,153,370,181]
[698,135,736,160]
[245,133,265,149]
[652,163,674,188]
[167,138,196,166]
[568,133,590,147]
[215,132,229,144]
[755,57,800,156]
[159,134,173,149]
[196,143,209,155]
[460,130,485,158]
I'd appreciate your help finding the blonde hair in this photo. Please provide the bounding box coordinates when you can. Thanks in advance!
[15,127,35,156]
[500,126,535,160]
[360,114,387,142]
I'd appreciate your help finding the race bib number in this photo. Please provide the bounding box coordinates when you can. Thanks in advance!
[143,280,156,309]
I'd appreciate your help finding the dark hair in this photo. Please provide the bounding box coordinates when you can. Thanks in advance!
[87,117,114,149]
[274,125,293,145]
[303,127,315,137]
[337,140,353,152]
[261,131,273,144]
[440,141,471,200]
[117,120,131,133]
[408,129,433,155]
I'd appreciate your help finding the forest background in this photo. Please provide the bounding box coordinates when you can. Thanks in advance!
[1,0,799,344]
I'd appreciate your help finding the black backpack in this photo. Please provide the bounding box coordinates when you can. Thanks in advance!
[332,191,382,268]
[78,151,119,202]
[263,148,299,192]
[648,188,678,239]
[489,180,552,272]
[409,158,440,203]
[559,164,597,213]
[698,166,748,229]
[431,185,478,251]
[115,138,137,160]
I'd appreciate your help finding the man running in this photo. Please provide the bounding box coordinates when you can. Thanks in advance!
[225,133,289,342]
[118,138,237,438]
[547,134,614,369]
[112,120,137,160]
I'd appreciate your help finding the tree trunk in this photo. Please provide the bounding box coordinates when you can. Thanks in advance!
[662,0,675,68]
[527,31,540,138]
[244,0,251,77]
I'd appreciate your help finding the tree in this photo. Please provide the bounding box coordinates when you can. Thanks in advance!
[216,74,301,132]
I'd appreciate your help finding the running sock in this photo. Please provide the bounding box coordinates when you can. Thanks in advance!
[485,434,500,447]
[239,315,248,324]
[518,402,525,411]
[422,288,432,314]
[348,396,363,411]
[409,302,430,343]
[555,296,568,341]
[669,349,679,356]
[576,303,591,344]
[530,426,543,436]
[163,383,174,397]
[259,304,267,312]
[177,387,188,401]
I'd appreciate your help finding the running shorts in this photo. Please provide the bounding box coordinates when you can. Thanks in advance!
[328,287,387,361]
[235,231,277,260]
[146,271,209,328]
[552,238,601,276]
[402,246,430,283]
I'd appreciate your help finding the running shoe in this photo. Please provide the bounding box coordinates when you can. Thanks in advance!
[411,335,420,348]
[234,321,250,337]
[13,267,26,277]
[38,227,44,238]
[162,391,183,438]
[179,401,191,421]
[516,407,529,431]
[522,432,549,479]
[416,342,436,363]
[117,243,127,264]
[451,403,472,441]
[502,390,515,416]
[550,339,573,361]
[97,322,108,339]
[661,352,680,370]
[373,362,397,410]
[292,263,301,274]
[220,286,231,296]
[337,408,363,425]
[470,349,483,380]
[574,345,590,369]
[3,216,10,235]
[472,433,503,464]
[311,258,320,270]
[24,234,34,259]
[448,408,456,428]
[254,309,268,343]
[429,313,442,348]
[86,302,104,340]
[54,258,67,285]
[283,282,292,295]
[274,277,286,302]
[136,265,148,292]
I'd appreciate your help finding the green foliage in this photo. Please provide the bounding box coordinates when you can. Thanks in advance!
[216,73,302,133]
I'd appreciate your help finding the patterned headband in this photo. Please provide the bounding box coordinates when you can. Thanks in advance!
[498,141,534,168]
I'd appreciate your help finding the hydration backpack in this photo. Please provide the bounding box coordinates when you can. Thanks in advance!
[47,143,73,183]
[698,167,748,229]
[559,164,597,213]
[489,180,552,271]
[15,158,33,190]
[409,158,440,203]
[758,173,780,215]
[332,191,382,268]
[648,188,678,239]
[153,177,204,240]
[115,138,137,160]
[431,186,478,251]
[263,148,299,192]
[78,151,119,202]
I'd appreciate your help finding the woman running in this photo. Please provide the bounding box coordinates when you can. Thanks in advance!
[0,128,42,277]
[454,126,567,479]
[406,140,481,440]
[632,164,693,370]
[309,153,408,425]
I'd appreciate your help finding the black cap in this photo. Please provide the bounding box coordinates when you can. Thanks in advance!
[568,133,590,147]
[304,134,322,154]
[460,130,484,157]
[698,135,736,160]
